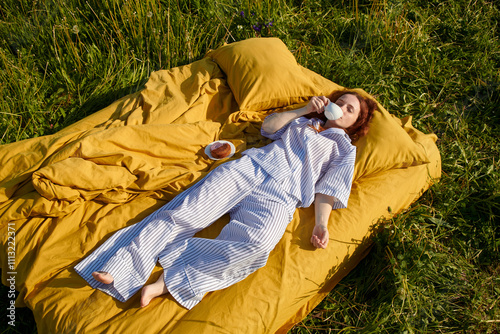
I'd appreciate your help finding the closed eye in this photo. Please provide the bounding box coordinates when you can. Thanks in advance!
[337,100,354,113]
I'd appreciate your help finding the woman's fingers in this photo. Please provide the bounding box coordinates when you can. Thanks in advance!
[318,96,329,105]
[311,96,330,114]
[308,97,321,113]
[311,234,328,249]
[311,225,329,248]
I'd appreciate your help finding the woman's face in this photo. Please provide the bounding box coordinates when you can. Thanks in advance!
[325,94,361,130]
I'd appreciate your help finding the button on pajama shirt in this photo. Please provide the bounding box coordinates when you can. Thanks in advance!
[75,116,356,309]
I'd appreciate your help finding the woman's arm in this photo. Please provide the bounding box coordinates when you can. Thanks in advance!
[311,193,335,249]
[261,96,330,134]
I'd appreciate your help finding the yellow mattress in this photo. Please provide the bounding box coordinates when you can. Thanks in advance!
[0,38,440,333]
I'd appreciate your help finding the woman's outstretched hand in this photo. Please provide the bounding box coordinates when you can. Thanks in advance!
[312,193,334,249]
[311,224,329,249]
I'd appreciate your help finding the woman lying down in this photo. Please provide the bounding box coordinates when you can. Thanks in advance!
[75,90,377,310]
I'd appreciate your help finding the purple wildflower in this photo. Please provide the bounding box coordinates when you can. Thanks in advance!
[252,23,262,32]
[239,11,245,18]
[265,20,274,27]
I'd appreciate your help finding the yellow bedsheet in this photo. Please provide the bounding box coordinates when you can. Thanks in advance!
[0,38,440,333]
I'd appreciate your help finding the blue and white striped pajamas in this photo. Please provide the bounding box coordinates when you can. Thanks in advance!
[75,156,297,309]
[75,116,356,309]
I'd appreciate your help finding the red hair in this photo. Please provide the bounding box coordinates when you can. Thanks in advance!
[305,90,377,142]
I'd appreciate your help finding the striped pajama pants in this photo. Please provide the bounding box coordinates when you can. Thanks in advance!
[75,155,298,309]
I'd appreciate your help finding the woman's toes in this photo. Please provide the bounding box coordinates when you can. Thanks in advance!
[92,271,114,284]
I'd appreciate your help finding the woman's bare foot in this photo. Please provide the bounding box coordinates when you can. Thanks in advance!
[92,271,114,284]
[141,274,169,307]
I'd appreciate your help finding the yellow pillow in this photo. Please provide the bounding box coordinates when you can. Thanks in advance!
[209,37,431,178]
[206,37,321,111]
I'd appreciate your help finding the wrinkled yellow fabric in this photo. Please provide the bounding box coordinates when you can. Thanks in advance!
[0,55,440,334]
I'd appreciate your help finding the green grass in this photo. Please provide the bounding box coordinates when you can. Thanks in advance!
[1,0,499,333]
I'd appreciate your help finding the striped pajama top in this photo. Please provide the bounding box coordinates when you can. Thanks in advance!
[243,115,356,209]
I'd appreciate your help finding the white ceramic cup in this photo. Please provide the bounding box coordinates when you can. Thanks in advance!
[324,102,343,120]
